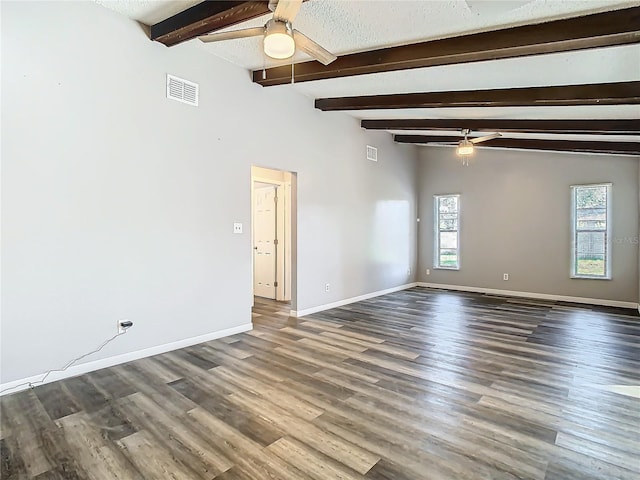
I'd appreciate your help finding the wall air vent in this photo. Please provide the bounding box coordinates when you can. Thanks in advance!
[166,74,199,106]
[366,145,378,162]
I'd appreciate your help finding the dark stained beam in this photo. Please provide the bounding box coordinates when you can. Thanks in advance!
[393,135,640,155]
[315,82,640,111]
[151,1,270,47]
[362,119,640,134]
[395,136,456,144]
[254,6,640,86]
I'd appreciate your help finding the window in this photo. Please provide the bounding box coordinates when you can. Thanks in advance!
[571,183,611,279]
[434,194,460,269]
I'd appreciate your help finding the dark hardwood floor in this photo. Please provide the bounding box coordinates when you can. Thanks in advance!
[1,287,639,479]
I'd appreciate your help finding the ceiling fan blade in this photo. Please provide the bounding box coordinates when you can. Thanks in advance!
[198,27,265,43]
[470,132,501,144]
[274,0,303,22]
[293,30,337,65]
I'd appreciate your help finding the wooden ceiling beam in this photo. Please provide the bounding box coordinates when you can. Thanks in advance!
[315,81,640,111]
[151,1,270,47]
[253,6,640,86]
[393,135,640,155]
[361,119,640,134]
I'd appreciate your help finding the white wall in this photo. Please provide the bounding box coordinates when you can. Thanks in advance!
[417,147,639,304]
[1,1,417,385]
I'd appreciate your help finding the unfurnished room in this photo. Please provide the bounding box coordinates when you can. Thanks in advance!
[1,1,639,479]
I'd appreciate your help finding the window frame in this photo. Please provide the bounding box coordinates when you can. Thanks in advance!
[433,194,461,270]
[570,183,612,280]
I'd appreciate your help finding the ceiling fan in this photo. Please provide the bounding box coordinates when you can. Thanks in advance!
[198,0,337,66]
[454,129,501,165]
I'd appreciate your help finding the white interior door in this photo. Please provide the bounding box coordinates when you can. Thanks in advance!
[254,185,277,299]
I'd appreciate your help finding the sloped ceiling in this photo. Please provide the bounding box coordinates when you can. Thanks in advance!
[98,0,640,155]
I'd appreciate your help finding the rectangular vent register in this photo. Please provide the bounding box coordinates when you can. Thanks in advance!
[367,145,378,162]
[166,74,199,106]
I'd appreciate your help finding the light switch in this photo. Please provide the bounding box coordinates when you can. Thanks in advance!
[233,223,243,234]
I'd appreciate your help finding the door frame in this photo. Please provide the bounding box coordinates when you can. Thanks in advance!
[251,175,291,302]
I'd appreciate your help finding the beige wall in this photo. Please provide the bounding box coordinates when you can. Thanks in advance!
[1,1,418,384]
[417,147,639,303]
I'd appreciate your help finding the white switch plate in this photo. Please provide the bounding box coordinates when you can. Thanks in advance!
[233,223,243,234]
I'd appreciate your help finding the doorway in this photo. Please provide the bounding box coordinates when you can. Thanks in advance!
[251,166,294,303]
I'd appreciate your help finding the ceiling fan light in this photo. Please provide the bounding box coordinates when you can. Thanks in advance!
[457,139,474,156]
[264,20,295,59]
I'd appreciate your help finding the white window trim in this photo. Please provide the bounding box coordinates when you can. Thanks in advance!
[570,183,612,280]
[434,194,460,271]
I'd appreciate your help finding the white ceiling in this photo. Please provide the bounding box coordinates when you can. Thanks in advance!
[388,130,640,142]
[289,44,640,97]
[98,0,640,148]
[100,0,637,68]
[96,0,201,25]
[352,105,640,120]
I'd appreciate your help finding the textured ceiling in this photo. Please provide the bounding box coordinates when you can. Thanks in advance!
[352,106,640,120]
[99,0,637,69]
[291,41,640,124]
[95,0,201,25]
[96,0,640,149]
[193,0,635,69]
[388,131,640,142]
[289,44,640,97]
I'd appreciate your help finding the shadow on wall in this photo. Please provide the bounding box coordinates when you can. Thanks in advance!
[372,200,411,275]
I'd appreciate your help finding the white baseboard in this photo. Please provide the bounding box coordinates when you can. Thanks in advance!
[0,323,252,396]
[291,283,418,317]
[417,282,638,310]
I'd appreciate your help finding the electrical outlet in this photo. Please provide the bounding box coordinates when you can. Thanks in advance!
[233,223,243,234]
[325,283,330,292]
[407,268,411,276]
[118,319,129,334]
[503,273,509,281]
[426,269,430,275]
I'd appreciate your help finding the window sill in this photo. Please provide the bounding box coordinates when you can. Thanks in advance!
[434,267,460,271]
[570,275,611,280]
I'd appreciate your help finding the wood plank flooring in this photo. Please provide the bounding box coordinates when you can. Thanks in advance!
[1,287,639,479]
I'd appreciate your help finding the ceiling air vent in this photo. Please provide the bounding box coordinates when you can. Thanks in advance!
[166,74,199,106]
[366,145,378,162]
